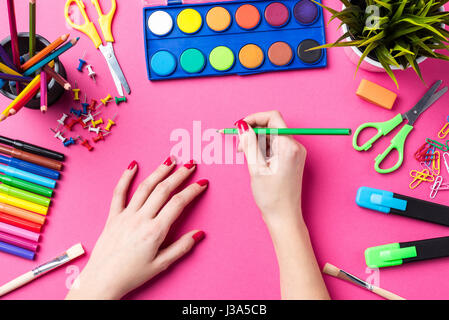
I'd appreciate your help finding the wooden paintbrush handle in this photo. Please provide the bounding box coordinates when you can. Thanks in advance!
[0,271,34,297]
[372,286,406,300]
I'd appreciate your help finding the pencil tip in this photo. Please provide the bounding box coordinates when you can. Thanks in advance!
[217,129,224,134]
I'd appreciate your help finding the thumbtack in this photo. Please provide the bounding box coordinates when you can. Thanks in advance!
[70,108,82,118]
[100,94,112,106]
[56,113,69,128]
[72,81,80,101]
[77,136,94,151]
[64,118,78,131]
[87,65,96,83]
[81,94,89,114]
[82,111,101,124]
[105,113,117,131]
[88,126,101,134]
[77,51,87,72]
[77,117,87,129]
[91,118,103,128]
[63,137,76,147]
[115,96,127,105]
[88,99,97,112]
[93,132,110,143]
[50,128,67,143]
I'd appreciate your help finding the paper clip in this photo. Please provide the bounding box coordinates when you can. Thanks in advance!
[430,176,443,199]
[438,116,449,139]
[432,150,441,176]
[420,161,431,171]
[443,152,449,174]
[415,142,433,162]
[409,169,435,190]
[426,138,449,152]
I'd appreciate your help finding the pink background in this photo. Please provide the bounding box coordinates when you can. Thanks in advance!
[0,0,449,300]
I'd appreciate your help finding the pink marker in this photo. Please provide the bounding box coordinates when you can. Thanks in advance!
[0,222,40,242]
[0,231,38,252]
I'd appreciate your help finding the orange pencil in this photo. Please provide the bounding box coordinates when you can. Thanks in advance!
[21,34,69,71]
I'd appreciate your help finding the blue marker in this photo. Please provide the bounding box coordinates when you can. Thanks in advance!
[0,164,56,189]
[0,241,35,260]
[0,154,60,180]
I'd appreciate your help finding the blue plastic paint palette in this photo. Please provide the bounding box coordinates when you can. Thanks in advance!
[143,0,327,80]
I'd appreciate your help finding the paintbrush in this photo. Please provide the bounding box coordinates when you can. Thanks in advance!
[0,243,85,297]
[323,263,405,300]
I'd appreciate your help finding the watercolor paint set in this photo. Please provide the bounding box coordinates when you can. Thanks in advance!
[143,0,327,80]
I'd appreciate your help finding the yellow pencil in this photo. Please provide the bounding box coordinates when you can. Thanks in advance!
[0,74,41,120]
[0,62,22,76]
[0,192,48,215]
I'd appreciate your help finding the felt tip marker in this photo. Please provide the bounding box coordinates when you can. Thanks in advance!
[0,136,65,161]
[0,221,40,242]
[0,241,35,260]
[0,231,38,252]
[0,184,50,207]
[0,154,60,180]
[0,144,63,171]
[0,192,48,215]
[0,202,45,225]
[0,164,56,189]
[0,175,53,198]
[0,212,41,233]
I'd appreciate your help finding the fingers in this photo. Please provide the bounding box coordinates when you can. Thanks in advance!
[243,110,288,129]
[235,119,268,175]
[127,156,176,211]
[109,160,138,216]
[139,160,197,217]
[153,230,205,273]
[155,179,209,230]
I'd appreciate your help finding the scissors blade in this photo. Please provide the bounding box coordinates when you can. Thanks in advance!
[404,80,446,125]
[99,43,131,96]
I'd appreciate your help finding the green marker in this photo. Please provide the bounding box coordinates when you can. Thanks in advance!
[0,184,51,207]
[218,128,352,135]
[0,174,53,198]
[365,243,417,268]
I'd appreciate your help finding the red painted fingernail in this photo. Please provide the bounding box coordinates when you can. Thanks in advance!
[128,160,137,170]
[192,231,205,244]
[184,160,196,170]
[196,179,209,187]
[163,156,173,166]
[234,119,249,134]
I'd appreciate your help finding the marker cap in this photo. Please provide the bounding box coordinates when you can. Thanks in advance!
[365,243,417,268]
[356,187,407,213]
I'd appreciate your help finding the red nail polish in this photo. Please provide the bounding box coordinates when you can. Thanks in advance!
[196,179,209,187]
[163,156,173,166]
[234,119,249,134]
[128,160,137,170]
[184,160,196,170]
[192,231,205,244]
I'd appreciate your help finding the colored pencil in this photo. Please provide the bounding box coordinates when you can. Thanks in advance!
[21,34,69,71]
[24,38,79,76]
[43,65,71,90]
[0,62,22,76]
[40,70,47,113]
[0,44,17,70]
[29,0,36,58]
[6,0,20,70]
[218,128,353,135]
[0,73,33,83]
[0,74,41,121]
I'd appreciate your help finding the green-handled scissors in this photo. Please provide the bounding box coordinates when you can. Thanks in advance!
[353,80,448,174]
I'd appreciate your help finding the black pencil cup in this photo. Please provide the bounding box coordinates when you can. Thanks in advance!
[0,32,66,110]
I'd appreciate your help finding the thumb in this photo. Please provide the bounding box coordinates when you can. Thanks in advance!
[235,119,268,175]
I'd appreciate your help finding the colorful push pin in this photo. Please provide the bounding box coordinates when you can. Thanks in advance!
[93,132,110,143]
[77,136,93,151]
[63,137,76,147]
[50,128,67,143]
[56,113,69,129]
[64,118,78,131]
[70,107,82,118]
[72,81,80,101]
[100,94,112,106]
[77,117,88,129]
[87,65,96,83]
[115,96,127,105]
[105,114,117,131]
[77,51,87,72]
[81,94,89,114]
[88,99,97,112]
[91,118,103,128]
[88,126,101,134]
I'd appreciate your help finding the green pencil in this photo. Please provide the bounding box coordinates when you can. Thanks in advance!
[218,128,352,135]
[29,0,36,58]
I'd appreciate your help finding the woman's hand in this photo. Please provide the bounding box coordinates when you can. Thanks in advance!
[235,110,306,229]
[66,158,208,300]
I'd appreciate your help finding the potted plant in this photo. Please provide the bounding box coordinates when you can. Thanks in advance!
[312,0,449,87]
